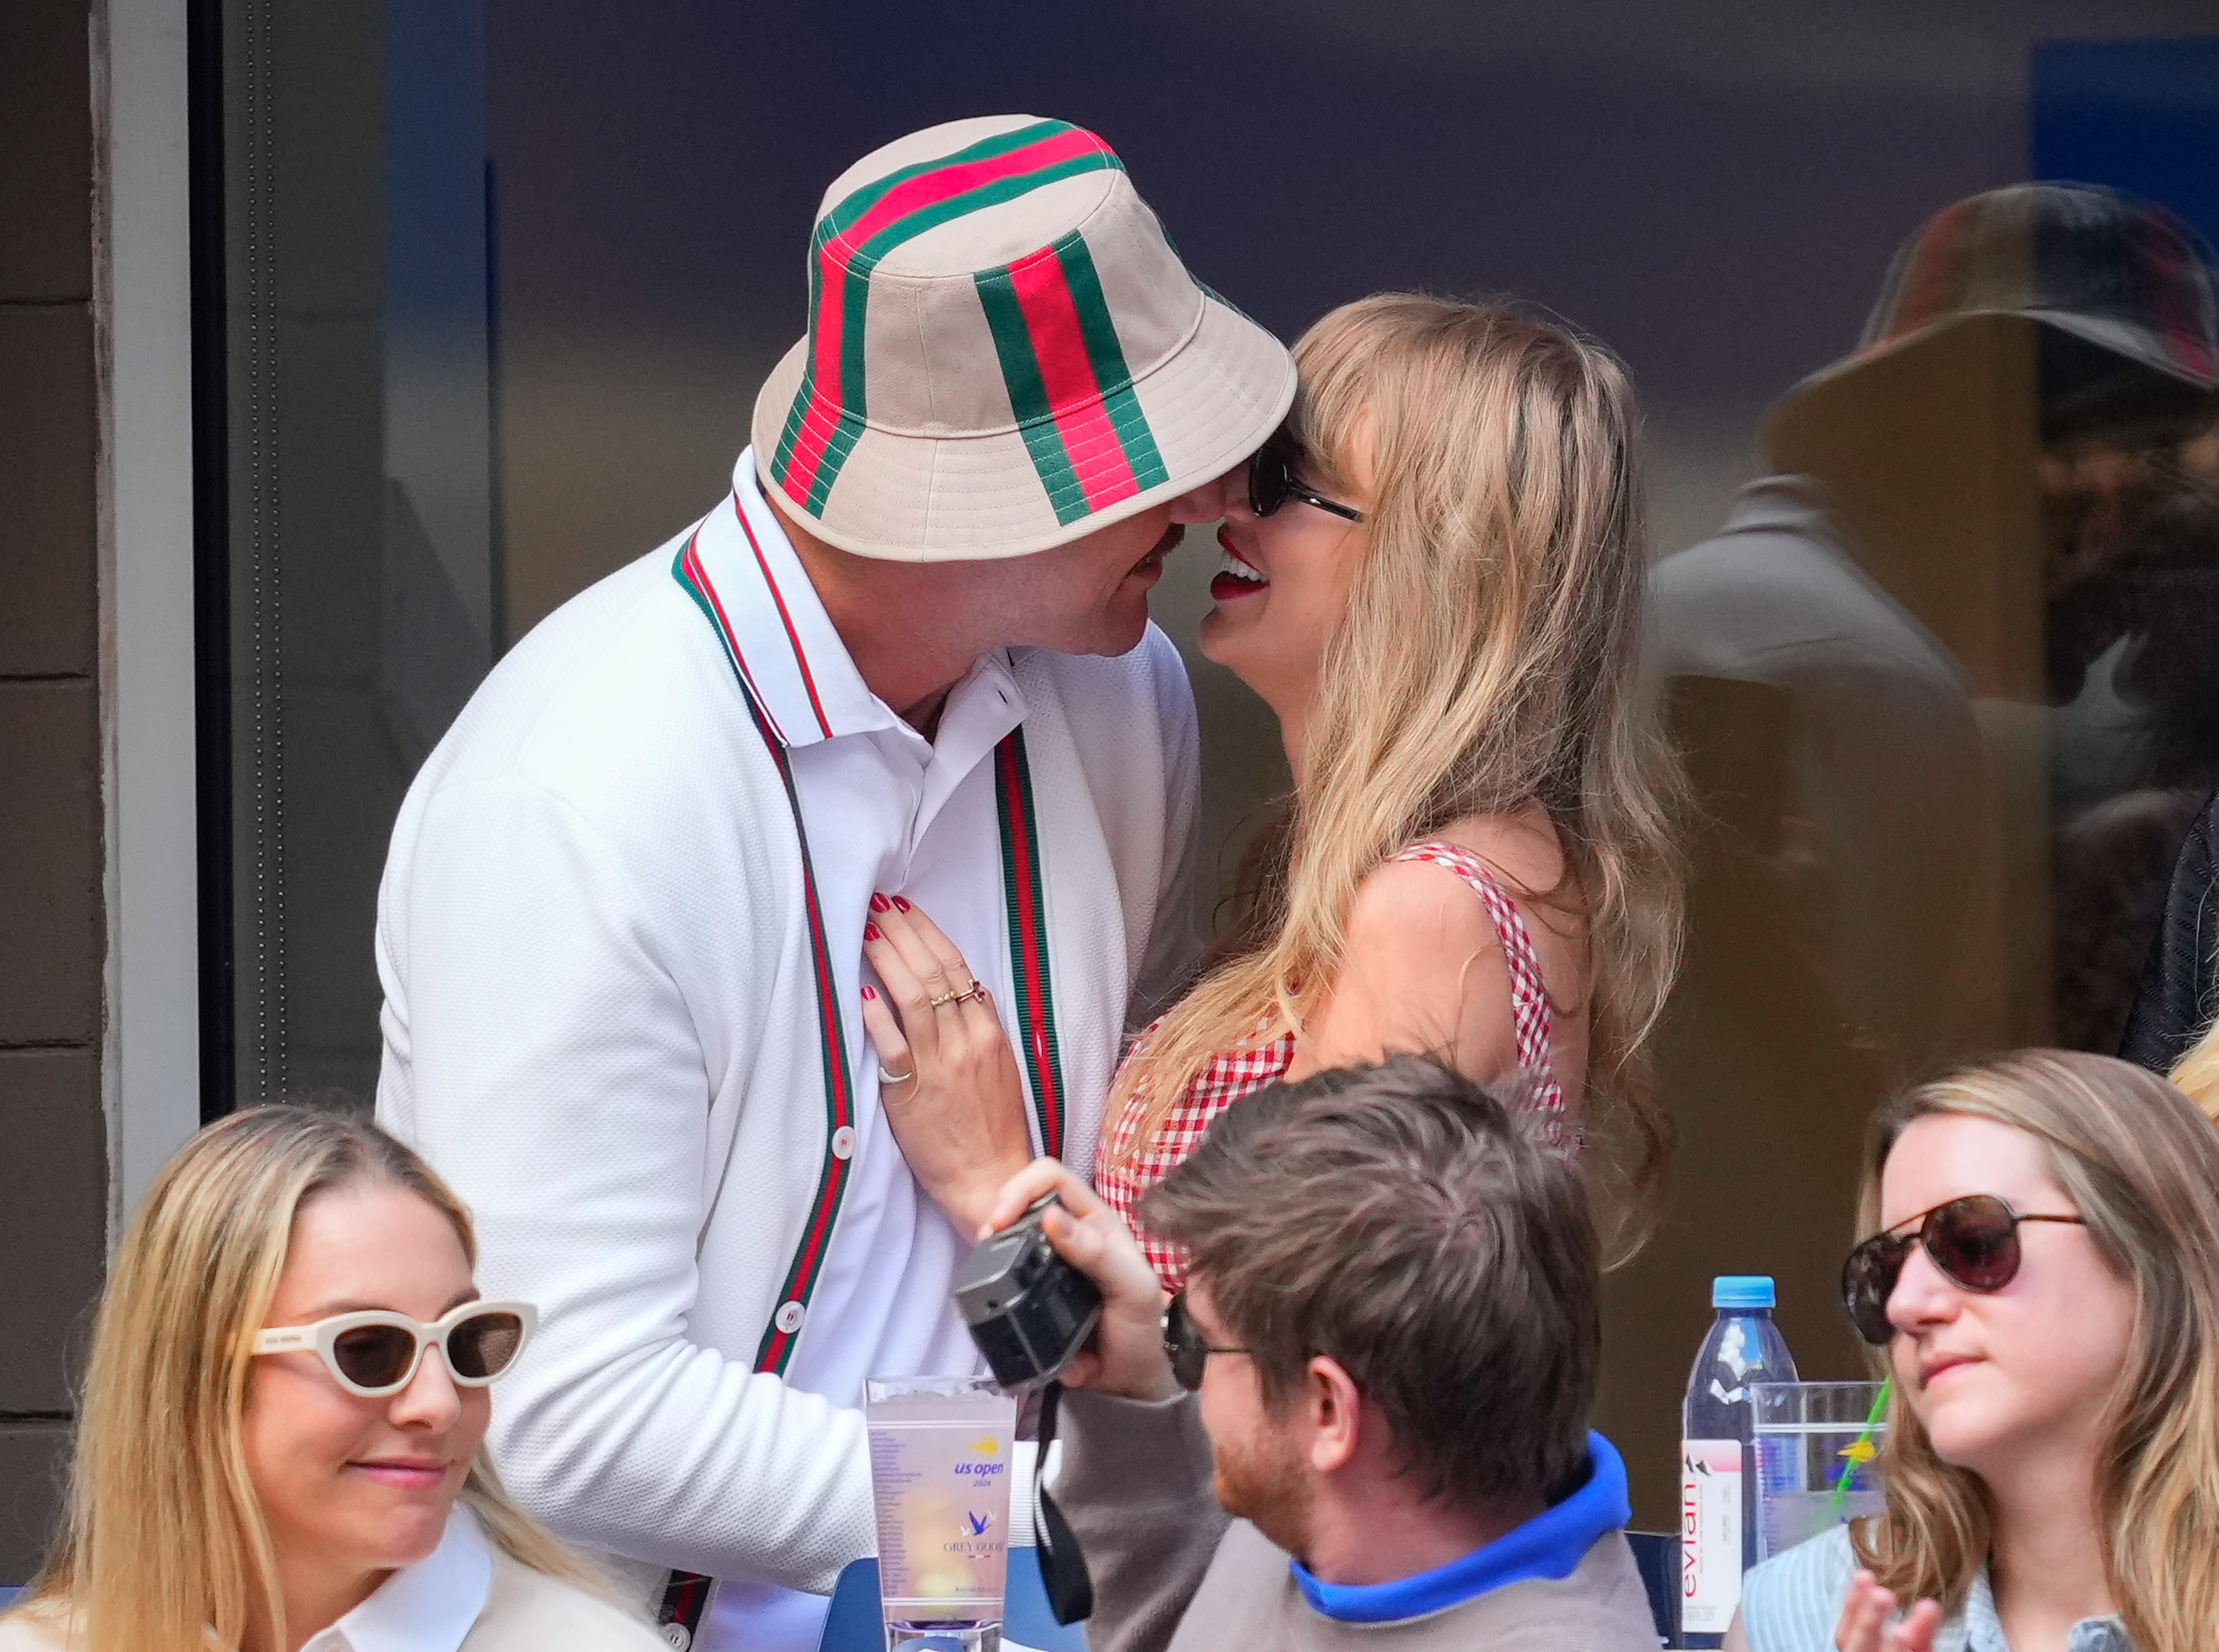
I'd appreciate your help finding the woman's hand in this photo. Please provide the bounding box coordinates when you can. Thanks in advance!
[1834,1570,1943,1652]
[858,894,1034,1235]
[984,1159,1176,1402]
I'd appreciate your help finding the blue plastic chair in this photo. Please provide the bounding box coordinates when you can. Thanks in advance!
[819,1551,1085,1652]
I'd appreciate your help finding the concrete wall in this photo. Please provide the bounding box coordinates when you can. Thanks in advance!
[0,0,107,1585]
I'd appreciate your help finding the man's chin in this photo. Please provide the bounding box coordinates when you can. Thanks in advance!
[1213,1450,1314,1560]
[1067,610,1151,659]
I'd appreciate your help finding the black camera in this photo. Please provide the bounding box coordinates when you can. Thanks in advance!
[951,1194,1103,1389]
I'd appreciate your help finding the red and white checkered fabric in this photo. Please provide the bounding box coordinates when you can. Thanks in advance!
[1097,840,1566,1291]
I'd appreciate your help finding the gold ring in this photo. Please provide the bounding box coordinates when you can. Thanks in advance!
[956,983,990,1004]
[928,988,965,1008]
[929,979,983,1009]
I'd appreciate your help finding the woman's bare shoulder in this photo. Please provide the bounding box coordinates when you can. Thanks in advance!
[1425,806,1575,902]
[0,1608,70,1651]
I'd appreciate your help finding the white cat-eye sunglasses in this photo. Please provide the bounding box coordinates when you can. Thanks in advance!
[252,1300,538,1397]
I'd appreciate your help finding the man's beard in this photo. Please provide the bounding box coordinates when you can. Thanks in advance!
[1212,1423,1316,1561]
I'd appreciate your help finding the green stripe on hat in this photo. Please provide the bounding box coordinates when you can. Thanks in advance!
[821,118,1075,241]
[1057,234,1170,491]
[974,266,1089,523]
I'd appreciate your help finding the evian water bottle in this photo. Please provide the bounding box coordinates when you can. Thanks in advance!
[1680,1276,1797,1647]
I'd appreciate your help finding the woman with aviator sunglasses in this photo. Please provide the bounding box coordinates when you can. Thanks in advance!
[857,293,1681,1285]
[1728,1050,2219,1652]
[0,1106,663,1652]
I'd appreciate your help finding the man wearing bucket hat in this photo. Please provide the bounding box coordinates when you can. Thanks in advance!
[375,115,1294,1651]
[1650,183,2219,1246]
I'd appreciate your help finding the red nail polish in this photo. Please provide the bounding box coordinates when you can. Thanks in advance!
[861,984,877,1000]
[893,896,912,913]
[864,923,881,942]
[870,892,890,912]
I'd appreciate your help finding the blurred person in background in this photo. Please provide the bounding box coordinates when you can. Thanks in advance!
[0,1106,660,1652]
[863,293,1683,1287]
[372,115,1295,1651]
[1653,183,2219,1086]
[1729,1050,2219,1652]
[983,1056,1658,1652]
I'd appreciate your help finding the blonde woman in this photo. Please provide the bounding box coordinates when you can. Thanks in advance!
[1731,1050,2219,1651]
[857,293,1681,1279]
[0,1106,662,1652]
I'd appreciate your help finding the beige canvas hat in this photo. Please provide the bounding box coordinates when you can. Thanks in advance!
[751,115,1297,562]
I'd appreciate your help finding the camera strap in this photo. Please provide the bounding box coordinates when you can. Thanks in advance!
[1032,1382,1097,1625]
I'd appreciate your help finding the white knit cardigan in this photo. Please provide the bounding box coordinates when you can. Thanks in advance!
[374,519,1199,1598]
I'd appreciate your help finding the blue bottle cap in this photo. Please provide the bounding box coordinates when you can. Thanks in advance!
[1712,1274,1776,1309]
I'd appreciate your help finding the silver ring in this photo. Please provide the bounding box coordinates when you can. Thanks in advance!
[878,1066,913,1085]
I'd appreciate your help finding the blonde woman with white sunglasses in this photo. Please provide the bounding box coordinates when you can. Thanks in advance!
[0,1106,662,1652]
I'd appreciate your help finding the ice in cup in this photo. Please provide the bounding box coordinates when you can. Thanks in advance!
[865,1375,1017,1652]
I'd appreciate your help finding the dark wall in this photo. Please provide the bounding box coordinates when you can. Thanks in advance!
[0,0,107,1587]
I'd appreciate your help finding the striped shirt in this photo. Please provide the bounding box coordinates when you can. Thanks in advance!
[1739,1525,2132,1652]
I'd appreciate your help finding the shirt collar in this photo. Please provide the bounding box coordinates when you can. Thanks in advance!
[1290,1432,1631,1626]
[302,1502,495,1652]
[684,447,899,748]
[1961,1566,2132,1652]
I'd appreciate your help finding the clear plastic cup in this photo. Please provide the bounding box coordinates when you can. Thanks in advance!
[1750,1380,1887,1563]
[865,1375,1017,1652]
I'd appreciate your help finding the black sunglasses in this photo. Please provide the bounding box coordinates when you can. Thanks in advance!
[1840,1194,2085,1346]
[1161,1290,1254,1391]
[1247,436,1364,523]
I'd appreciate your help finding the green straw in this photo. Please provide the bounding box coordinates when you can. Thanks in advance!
[1829,1378,1892,1514]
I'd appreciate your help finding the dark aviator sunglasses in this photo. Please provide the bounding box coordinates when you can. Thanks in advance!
[1840,1193,2084,1346]
[1161,1290,1254,1391]
[1247,436,1364,524]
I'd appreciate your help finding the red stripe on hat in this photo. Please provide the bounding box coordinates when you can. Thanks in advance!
[835,126,1108,254]
[781,128,1108,506]
[780,266,854,505]
[1005,249,1142,510]
[1891,201,1973,345]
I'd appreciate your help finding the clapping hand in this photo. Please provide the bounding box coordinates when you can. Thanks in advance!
[1834,1571,1942,1652]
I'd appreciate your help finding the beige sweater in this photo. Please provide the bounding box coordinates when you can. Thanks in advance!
[0,1553,668,1652]
[1057,1389,1662,1652]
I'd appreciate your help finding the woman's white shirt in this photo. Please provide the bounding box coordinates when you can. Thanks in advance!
[0,1503,665,1652]
[1739,1523,2131,1652]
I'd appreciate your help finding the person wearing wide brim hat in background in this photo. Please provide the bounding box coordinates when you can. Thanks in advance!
[372,114,1294,1652]
[1644,184,2219,1473]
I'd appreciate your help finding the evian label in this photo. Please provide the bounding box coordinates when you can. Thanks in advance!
[1681,1438,1743,1634]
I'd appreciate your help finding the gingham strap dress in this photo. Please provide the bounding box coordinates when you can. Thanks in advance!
[1097,840,1570,1290]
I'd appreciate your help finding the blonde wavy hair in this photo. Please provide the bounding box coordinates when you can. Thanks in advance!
[2168,1020,2219,1122]
[1109,293,1683,1232]
[11,1106,606,1652]
[1850,1050,2219,1649]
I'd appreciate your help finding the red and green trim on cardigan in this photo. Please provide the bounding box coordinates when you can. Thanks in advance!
[671,525,1071,1323]
[673,528,854,1378]
[766,118,1170,527]
[994,730,1067,1160]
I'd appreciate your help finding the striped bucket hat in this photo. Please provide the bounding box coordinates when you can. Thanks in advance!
[752,115,1297,562]
[1851,182,2218,390]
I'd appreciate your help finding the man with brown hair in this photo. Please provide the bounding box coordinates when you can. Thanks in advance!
[991,1056,1656,1651]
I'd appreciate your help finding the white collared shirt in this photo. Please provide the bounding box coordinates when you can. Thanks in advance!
[376,448,1200,1649]
[302,1505,494,1652]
